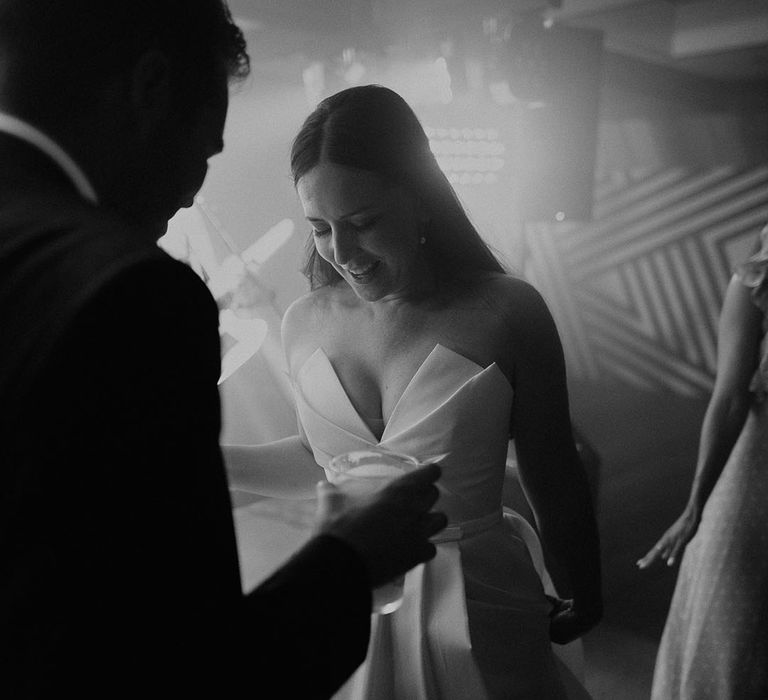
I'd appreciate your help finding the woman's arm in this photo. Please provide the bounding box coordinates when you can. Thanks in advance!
[638,274,762,568]
[223,292,330,500]
[503,279,602,643]
[223,435,324,499]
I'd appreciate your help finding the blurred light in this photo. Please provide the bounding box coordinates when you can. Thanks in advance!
[343,61,366,85]
[427,127,506,186]
[489,80,517,106]
[555,211,566,222]
[341,47,367,86]
[218,311,268,385]
[302,61,325,107]
[482,17,498,37]
[433,57,453,104]
[465,58,485,93]
[241,219,295,265]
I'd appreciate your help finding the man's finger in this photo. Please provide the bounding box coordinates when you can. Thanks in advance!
[415,540,438,564]
[384,466,442,509]
[315,480,344,522]
[392,463,442,488]
[421,511,448,538]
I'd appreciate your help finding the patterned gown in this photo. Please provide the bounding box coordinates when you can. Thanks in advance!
[651,229,768,699]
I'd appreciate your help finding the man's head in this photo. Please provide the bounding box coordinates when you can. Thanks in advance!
[0,0,250,237]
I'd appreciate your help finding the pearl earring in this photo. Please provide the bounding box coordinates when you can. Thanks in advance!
[420,236,426,245]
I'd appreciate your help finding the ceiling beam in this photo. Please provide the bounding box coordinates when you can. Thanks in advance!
[672,1,768,58]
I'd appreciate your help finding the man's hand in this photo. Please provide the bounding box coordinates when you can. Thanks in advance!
[315,463,447,588]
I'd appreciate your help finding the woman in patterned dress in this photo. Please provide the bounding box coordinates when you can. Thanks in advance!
[638,224,768,699]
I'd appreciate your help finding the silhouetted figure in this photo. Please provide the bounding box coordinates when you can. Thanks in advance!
[0,4,445,699]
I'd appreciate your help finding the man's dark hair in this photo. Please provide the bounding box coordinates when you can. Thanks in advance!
[0,0,250,121]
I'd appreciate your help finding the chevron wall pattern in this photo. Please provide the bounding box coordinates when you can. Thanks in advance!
[523,164,768,397]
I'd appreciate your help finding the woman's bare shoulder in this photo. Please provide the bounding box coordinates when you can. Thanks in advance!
[282,289,322,343]
[474,272,549,320]
[281,285,354,347]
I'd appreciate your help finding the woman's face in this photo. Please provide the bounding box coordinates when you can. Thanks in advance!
[297,161,427,302]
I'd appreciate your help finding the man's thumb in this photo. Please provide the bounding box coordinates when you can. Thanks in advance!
[315,480,344,526]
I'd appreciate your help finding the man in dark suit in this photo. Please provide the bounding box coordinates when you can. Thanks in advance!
[0,2,446,698]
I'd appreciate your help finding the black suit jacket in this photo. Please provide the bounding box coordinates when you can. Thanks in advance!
[0,141,371,699]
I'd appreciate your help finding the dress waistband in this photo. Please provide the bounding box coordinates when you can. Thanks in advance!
[429,509,503,544]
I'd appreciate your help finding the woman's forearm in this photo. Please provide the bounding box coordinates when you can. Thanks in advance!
[686,392,751,516]
[519,453,602,608]
[537,468,602,609]
[685,275,762,516]
[223,436,324,498]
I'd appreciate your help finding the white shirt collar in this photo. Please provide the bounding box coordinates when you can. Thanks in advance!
[0,112,99,205]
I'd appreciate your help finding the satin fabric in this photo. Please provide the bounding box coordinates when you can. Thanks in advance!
[295,344,583,699]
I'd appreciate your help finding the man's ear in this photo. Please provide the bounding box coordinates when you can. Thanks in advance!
[130,49,172,117]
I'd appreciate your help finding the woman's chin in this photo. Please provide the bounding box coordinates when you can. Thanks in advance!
[349,284,386,303]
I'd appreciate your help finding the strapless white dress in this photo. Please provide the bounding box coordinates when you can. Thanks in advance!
[292,344,590,700]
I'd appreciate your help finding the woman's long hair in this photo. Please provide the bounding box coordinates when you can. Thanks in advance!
[290,84,506,290]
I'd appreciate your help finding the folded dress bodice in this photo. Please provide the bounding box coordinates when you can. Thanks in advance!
[293,343,577,699]
[295,343,512,526]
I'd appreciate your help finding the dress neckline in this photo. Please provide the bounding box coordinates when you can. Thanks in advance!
[297,343,511,442]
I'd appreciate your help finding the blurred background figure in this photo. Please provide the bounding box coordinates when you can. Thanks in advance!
[638,223,768,699]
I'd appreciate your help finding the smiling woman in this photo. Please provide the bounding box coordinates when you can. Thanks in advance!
[290,84,505,292]
[224,84,603,700]
[297,162,428,303]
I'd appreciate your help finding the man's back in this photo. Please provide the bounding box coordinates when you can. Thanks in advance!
[0,176,243,697]
[0,147,378,698]
[0,3,448,694]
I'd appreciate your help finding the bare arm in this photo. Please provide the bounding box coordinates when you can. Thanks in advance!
[222,294,330,499]
[223,435,323,499]
[504,281,602,642]
[638,275,762,568]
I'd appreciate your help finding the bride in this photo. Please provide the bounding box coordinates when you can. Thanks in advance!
[226,85,602,699]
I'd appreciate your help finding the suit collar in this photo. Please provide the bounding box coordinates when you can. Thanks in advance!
[0,112,98,205]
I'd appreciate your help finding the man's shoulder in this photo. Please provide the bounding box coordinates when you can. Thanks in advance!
[2,191,207,304]
[1,192,159,272]
[0,193,216,394]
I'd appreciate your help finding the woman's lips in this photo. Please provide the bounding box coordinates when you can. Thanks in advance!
[347,260,380,281]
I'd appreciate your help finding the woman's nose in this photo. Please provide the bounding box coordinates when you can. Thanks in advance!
[331,228,356,266]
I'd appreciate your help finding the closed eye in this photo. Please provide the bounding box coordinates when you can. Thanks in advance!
[350,215,381,230]
[312,226,331,237]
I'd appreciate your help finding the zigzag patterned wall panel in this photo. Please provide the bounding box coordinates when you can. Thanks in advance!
[524,164,768,396]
